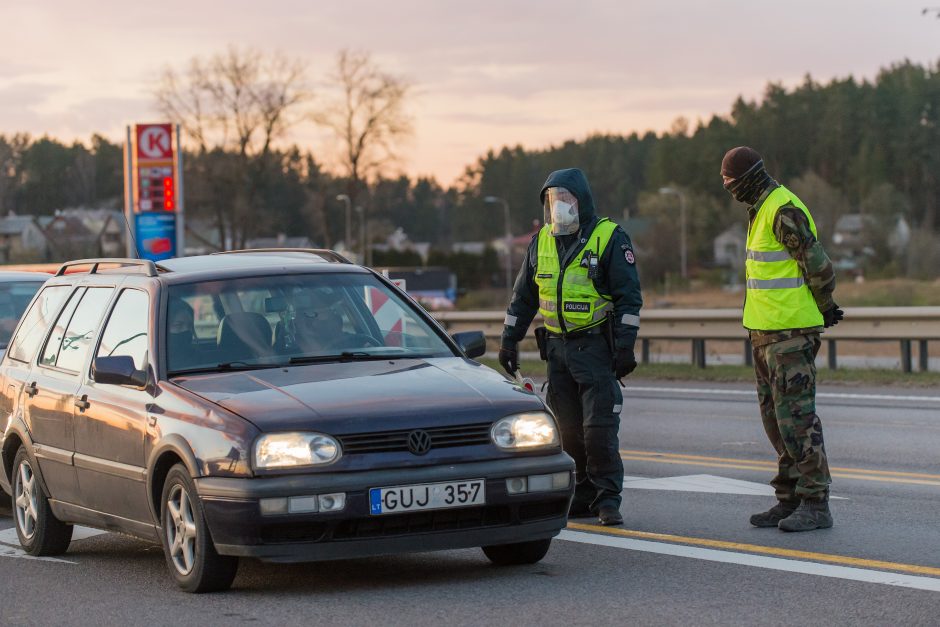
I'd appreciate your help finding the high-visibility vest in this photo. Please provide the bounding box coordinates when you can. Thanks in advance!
[743,185,824,330]
[535,218,618,334]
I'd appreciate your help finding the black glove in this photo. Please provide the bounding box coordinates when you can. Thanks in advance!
[614,347,637,379]
[498,340,519,376]
[823,304,844,328]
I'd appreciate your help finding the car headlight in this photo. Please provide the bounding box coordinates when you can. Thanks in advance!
[491,412,559,450]
[254,433,341,469]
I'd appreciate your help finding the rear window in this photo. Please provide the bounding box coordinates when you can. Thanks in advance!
[0,281,47,348]
[7,285,70,361]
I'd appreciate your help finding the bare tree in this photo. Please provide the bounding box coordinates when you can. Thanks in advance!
[155,47,312,247]
[313,50,412,262]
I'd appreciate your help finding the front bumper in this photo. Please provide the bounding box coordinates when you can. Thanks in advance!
[196,452,574,562]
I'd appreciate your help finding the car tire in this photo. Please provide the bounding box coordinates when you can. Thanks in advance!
[482,538,552,566]
[12,447,73,556]
[159,464,239,593]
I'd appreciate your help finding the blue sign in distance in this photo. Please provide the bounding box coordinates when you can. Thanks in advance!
[134,212,177,261]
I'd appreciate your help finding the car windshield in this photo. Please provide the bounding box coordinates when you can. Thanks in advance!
[0,281,46,349]
[166,272,454,374]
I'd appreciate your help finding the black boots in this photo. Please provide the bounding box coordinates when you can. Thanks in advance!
[749,501,799,528]
[597,504,623,526]
[778,500,833,532]
[750,500,833,531]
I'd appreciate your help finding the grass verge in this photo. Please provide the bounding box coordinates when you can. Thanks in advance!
[479,359,940,388]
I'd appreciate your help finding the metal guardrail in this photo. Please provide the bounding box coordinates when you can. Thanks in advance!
[432,308,940,372]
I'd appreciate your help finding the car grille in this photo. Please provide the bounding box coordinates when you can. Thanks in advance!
[332,505,511,539]
[338,423,493,455]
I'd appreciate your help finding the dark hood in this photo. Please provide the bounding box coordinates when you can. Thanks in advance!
[171,358,544,434]
[540,168,596,223]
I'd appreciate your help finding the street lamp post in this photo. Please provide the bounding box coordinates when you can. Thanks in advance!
[658,187,688,281]
[336,194,352,253]
[484,196,513,296]
[355,205,366,265]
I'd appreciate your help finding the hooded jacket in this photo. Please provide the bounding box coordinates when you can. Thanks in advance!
[502,168,643,350]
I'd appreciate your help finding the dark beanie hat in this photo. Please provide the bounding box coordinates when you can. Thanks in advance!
[721,146,763,179]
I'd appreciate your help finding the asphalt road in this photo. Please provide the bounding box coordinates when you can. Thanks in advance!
[1,379,939,626]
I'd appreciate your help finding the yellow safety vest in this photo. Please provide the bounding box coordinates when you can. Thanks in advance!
[743,185,824,331]
[535,218,618,334]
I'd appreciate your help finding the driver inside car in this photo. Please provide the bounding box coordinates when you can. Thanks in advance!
[292,292,346,352]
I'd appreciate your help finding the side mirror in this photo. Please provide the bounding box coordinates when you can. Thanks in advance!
[93,356,148,388]
[452,331,487,359]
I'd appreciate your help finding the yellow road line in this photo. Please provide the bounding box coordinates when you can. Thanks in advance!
[566,522,940,577]
[621,449,940,480]
[620,450,940,487]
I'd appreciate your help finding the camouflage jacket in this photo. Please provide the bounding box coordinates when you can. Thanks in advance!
[748,184,836,347]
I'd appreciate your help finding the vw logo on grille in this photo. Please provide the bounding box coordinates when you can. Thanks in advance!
[407,430,432,455]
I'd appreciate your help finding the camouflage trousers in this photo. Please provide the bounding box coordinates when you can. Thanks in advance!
[752,332,831,502]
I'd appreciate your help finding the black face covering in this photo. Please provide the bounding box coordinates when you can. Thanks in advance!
[724,160,773,206]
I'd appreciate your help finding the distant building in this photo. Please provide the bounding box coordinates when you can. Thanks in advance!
[0,214,48,263]
[714,225,746,269]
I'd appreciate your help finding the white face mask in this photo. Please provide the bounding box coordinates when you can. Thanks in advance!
[543,187,580,236]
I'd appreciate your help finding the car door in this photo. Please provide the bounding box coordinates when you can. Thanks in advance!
[29,286,115,506]
[1,284,72,493]
[73,288,153,521]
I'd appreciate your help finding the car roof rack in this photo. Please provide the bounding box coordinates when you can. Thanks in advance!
[212,248,353,264]
[55,258,165,277]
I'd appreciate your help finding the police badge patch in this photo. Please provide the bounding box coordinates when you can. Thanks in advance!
[624,249,635,264]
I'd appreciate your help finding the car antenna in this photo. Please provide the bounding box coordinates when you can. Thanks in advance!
[121,211,142,258]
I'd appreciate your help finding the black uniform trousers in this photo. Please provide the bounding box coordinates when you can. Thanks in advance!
[545,332,624,511]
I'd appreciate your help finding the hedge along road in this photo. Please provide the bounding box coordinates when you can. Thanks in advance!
[0,381,938,625]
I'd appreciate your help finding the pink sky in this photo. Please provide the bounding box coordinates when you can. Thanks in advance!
[2,1,937,185]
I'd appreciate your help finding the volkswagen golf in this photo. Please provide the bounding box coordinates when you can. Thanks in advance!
[0,250,573,592]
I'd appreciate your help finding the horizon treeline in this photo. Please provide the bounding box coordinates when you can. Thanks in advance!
[1,58,937,281]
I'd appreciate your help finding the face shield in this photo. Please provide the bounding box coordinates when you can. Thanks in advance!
[543,187,579,236]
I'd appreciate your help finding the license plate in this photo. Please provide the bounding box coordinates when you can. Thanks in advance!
[369,479,486,515]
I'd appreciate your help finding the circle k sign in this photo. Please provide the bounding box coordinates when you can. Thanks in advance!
[137,124,173,160]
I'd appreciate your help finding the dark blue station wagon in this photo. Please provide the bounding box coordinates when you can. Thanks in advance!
[0,250,574,592]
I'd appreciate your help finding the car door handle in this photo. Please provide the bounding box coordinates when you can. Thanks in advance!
[74,395,90,412]
[25,382,38,398]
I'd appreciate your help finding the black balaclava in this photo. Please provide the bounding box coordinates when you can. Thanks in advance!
[721,146,774,206]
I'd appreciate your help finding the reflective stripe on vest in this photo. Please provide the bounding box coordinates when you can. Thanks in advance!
[743,185,824,331]
[534,219,618,334]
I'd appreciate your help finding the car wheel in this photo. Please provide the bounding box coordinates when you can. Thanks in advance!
[160,464,238,593]
[12,447,73,556]
[482,538,552,566]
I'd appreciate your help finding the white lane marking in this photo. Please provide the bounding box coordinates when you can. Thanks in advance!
[623,474,776,496]
[0,542,75,564]
[558,530,940,593]
[0,525,108,548]
[622,474,848,499]
[625,386,940,403]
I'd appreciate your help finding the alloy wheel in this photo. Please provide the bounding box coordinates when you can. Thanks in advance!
[165,483,198,575]
[14,460,39,540]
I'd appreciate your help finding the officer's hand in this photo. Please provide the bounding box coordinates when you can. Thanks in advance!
[498,340,519,376]
[823,304,844,328]
[614,347,637,378]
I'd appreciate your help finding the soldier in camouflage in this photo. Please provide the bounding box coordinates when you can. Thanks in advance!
[721,146,843,532]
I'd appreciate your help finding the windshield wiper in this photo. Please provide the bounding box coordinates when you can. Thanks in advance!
[288,351,412,365]
[168,361,284,376]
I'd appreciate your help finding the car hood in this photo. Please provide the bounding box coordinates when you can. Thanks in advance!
[171,358,544,433]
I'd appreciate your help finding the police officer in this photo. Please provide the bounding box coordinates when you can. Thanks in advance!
[721,146,843,532]
[499,168,642,526]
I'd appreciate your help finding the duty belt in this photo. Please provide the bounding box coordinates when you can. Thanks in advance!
[547,325,606,340]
